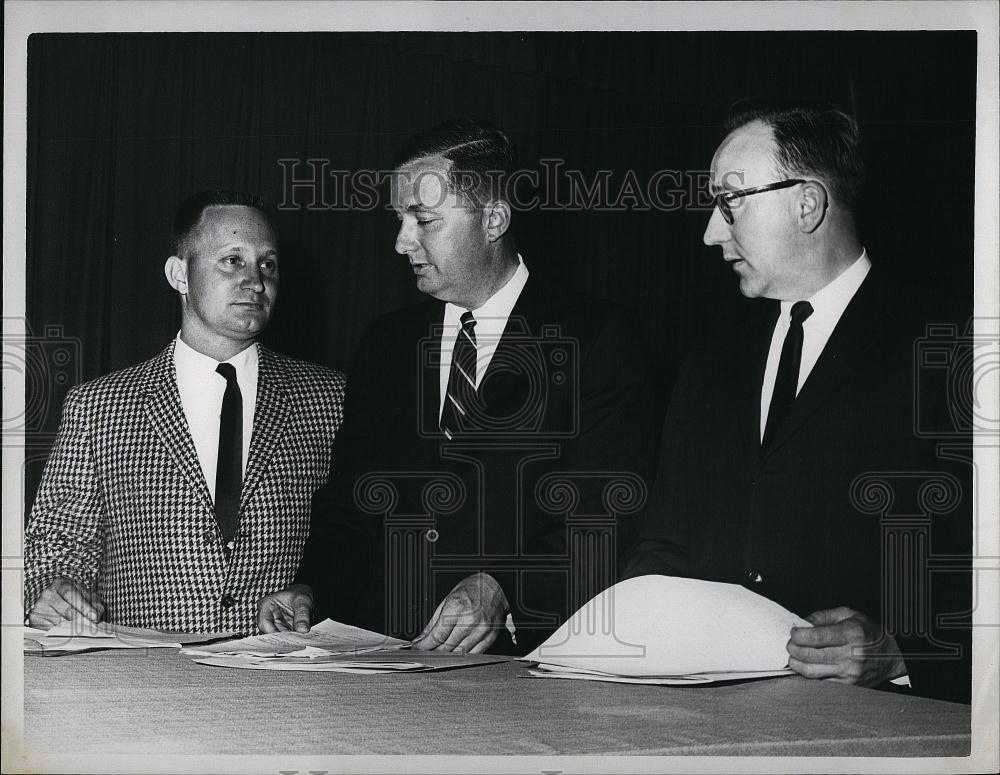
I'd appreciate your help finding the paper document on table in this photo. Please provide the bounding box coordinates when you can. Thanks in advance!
[24,621,231,654]
[522,575,810,683]
[180,618,408,657]
[526,663,794,685]
[193,650,506,673]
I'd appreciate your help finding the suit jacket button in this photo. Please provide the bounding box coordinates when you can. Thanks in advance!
[220,594,237,608]
[202,530,217,544]
[747,571,764,584]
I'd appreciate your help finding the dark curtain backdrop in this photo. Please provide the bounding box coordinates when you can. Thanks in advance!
[24,31,976,513]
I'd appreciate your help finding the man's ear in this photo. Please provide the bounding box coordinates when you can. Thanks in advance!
[164,255,188,294]
[484,200,512,242]
[797,181,829,234]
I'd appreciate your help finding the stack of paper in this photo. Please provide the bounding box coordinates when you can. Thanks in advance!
[185,619,505,674]
[24,620,229,655]
[522,575,810,685]
[193,650,505,673]
[180,618,409,658]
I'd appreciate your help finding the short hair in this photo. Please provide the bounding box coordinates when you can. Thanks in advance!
[725,97,865,212]
[393,117,517,207]
[171,190,275,257]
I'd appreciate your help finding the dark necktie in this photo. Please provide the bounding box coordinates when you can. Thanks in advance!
[214,362,243,551]
[762,300,814,450]
[440,311,477,440]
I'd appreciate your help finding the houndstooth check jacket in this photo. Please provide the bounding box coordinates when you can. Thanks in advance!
[24,341,345,634]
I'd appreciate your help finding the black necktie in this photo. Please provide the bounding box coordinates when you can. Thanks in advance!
[214,363,242,551]
[762,300,814,450]
[440,311,477,440]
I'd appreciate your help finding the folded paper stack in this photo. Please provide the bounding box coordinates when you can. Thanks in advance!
[522,575,810,685]
[184,619,505,673]
[24,620,229,655]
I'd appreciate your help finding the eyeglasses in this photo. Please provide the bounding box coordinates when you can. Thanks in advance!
[713,179,806,224]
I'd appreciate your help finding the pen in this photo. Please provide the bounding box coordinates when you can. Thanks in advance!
[271,598,297,627]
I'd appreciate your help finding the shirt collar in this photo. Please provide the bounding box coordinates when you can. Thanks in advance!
[779,249,871,325]
[444,254,530,327]
[174,333,258,378]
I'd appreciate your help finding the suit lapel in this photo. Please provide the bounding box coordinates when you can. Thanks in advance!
[762,270,884,459]
[141,342,215,514]
[736,304,779,469]
[473,278,540,418]
[421,304,447,435]
[478,306,532,416]
[241,345,291,508]
[426,279,542,437]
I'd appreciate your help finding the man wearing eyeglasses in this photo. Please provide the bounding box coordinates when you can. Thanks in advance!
[623,98,971,703]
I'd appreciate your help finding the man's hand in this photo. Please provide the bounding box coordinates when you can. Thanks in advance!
[411,572,508,654]
[28,577,104,630]
[257,584,314,633]
[787,606,906,687]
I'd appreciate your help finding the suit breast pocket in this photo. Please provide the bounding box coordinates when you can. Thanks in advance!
[270,429,332,481]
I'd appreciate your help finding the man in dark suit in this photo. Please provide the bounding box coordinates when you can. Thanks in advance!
[259,118,658,653]
[623,99,972,703]
[24,191,345,634]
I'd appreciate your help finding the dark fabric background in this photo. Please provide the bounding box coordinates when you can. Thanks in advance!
[23,31,976,514]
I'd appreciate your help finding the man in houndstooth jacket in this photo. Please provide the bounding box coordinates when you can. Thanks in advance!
[24,191,345,634]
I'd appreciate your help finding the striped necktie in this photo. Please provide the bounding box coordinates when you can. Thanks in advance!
[440,311,477,440]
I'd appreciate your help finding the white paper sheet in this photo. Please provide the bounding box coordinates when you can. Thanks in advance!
[526,668,795,685]
[180,618,409,657]
[193,654,427,672]
[522,575,810,677]
[193,650,506,673]
[24,622,230,654]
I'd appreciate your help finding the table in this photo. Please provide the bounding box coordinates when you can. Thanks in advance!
[21,649,969,759]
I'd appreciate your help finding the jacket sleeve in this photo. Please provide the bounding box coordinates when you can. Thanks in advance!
[23,386,106,610]
[293,323,386,627]
[515,304,661,643]
[620,351,695,582]
[566,304,660,527]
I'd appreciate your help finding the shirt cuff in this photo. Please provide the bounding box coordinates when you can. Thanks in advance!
[504,613,517,645]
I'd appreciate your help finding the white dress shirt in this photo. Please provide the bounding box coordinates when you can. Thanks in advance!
[438,255,530,419]
[173,334,258,500]
[759,251,872,440]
